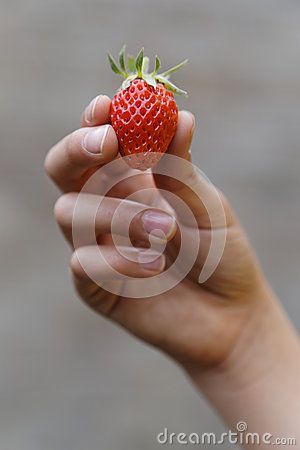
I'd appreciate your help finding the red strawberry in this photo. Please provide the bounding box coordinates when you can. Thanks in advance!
[108,46,187,171]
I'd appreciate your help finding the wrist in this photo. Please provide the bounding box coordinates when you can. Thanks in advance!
[185,285,300,436]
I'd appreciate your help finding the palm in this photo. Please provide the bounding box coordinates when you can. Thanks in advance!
[80,169,259,368]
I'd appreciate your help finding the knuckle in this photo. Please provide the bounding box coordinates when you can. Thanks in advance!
[44,150,56,180]
[185,167,200,190]
[66,129,84,163]
[70,251,86,280]
[54,193,77,226]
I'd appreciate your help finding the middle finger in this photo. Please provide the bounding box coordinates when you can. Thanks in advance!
[55,192,177,247]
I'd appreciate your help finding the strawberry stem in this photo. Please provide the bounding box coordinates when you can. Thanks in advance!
[160,59,188,78]
[107,52,124,76]
[135,48,144,78]
[127,55,136,74]
[118,45,127,76]
[152,55,161,76]
[108,46,188,96]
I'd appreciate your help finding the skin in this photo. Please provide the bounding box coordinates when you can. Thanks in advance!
[45,94,300,448]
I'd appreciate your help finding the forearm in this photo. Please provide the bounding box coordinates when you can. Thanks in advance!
[187,287,300,448]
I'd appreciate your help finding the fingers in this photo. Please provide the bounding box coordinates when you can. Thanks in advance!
[80,94,112,127]
[54,192,177,247]
[154,110,235,228]
[70,272,119,317]
[69,244,167,316]
[45,125,119,192]
[70,245,166,282]
[167,110,195,160]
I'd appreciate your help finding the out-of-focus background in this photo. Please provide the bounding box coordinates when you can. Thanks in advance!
[0,0,299,448]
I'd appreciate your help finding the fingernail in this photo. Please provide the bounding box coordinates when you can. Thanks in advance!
[84,95,102,123]
[82,125,110,154]
[138,251,165,272]
[142,210,176,240]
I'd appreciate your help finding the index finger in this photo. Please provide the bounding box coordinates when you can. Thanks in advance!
[80,94,111,128]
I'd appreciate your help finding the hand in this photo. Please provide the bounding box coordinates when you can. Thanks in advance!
[45,94,268,370]
[46,95,300,443]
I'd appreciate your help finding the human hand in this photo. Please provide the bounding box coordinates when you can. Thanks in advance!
[45,94,270,372]
[45,94,300,446]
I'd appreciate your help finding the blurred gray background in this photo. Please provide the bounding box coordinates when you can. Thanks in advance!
[0,0,299,449]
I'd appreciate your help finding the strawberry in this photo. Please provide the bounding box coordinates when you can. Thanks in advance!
[108,46,187,170]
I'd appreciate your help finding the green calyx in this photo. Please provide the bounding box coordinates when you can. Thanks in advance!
[107,45,188,96]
